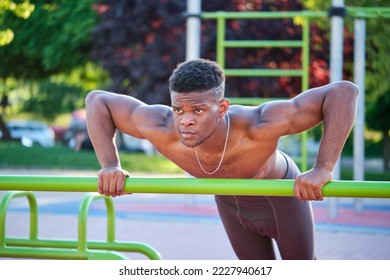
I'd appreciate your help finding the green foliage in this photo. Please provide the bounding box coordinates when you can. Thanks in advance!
[0,0,109,120]
[0,0,99,79]
[0,0,35,19]
[303,0,390,171]
[0,0,35,46]
[366,89,390,132]
[92,0,323,104]
[22,80,83,119]
[21,62,110,119]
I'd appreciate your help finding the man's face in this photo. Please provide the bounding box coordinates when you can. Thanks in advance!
[171,91,221,148]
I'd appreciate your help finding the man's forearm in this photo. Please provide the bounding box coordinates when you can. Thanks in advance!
[314,81,358,171]
[85,91,121,169]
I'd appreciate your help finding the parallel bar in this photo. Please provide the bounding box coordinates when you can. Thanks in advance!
[0,176,389,198]
[4,238,162,260]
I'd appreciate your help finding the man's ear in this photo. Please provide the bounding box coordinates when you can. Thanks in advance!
[219,98,230,118]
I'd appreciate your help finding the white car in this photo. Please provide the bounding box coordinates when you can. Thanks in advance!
[5,119,55,147]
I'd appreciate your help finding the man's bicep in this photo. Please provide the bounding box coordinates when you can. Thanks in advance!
[286,90,325,134]
[111,99,170,139]
[258,97,322,136]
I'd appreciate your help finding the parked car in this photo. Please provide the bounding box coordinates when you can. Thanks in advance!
[4,119,55,147]
[116,131,156,156]
[64,109,155,154]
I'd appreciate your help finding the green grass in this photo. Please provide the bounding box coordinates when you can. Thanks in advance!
[0,142,184,174]
[1,142,388,180]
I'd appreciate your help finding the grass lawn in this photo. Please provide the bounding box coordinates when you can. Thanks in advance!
[1,142,389,181]
[0,142,183,174]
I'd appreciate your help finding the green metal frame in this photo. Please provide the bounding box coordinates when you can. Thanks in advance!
[201,11,320,171]
[200,8,390,170]
[0,191,162,260]
[2,7,390,261]
[0,176,389,198]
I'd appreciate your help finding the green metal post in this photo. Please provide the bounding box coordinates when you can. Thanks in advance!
[0,191,38,247]
[300,14,311,171]
[202,11,315,171]
[216,13,226,68]
[77,194,117,251]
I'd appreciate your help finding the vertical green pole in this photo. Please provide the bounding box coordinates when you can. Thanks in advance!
[0,191,39,248]
[216,12,226,68]
[300,15,310,171]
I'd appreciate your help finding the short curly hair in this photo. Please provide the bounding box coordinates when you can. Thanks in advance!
[169,59,225,99]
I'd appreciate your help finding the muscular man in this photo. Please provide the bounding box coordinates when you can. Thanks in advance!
[85,58,358,259]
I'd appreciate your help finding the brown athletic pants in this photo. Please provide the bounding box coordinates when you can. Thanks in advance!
[215,152,316,260]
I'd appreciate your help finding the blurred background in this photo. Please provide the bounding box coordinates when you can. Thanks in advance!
[0,0,389,178]
[0,0,389,260]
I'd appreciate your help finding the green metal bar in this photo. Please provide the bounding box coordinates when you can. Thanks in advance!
[0,246,128,260]
[78,194,116,251]
[0,191,38,247]
[216,15,225,68]
[224,69,303,77]
[300,15,311,172]
[4,238,162,260]
[229,97,285,105]
[0,176,389,198]
[202,9,390,20]
[347,7,390,18]
[0,246,88,260]
[223,40,304,48]
[0,191,162,260]
[202,11,328,19]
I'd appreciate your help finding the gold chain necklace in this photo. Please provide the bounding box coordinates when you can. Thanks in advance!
[194,114,230,175]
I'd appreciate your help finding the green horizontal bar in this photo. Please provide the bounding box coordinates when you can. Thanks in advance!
[0,246,87,260]
[201,9,390,20]
[0,175,389,198]
[224,69,303,77]
[0,246,128,260]
[347,7,390,18]
[4,238,162,260]
[223,40,303,48]
[202,11,327,19]
[228,97,285,105]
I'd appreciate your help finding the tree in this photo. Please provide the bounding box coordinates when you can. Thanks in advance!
[0,0,35,46]
[0,0,34,140]
[0,0,107,122]
[91,0,330,105]
[366,91,390,172]
[0,0,98,79]
[304,0,390,170]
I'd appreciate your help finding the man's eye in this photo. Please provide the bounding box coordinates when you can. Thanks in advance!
[174,108,182,113]
[195,108,203,113]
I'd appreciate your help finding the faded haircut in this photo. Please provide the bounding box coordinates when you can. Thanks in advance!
[169,59,225,99]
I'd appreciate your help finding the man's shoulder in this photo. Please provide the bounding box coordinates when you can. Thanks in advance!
[228,105,262,128]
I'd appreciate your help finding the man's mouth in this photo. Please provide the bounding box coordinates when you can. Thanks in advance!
[180,131,196,139]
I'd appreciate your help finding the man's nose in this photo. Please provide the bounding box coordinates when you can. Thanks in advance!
[180,114,195,127]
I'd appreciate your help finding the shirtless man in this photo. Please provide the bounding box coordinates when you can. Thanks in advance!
[85,58,358,260]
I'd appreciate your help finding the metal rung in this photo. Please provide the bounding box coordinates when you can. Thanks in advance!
[224,69,303,77]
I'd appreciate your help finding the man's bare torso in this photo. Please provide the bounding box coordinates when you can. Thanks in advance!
[146,106,289,179]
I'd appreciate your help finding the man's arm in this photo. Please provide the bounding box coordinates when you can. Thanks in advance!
[294,81,358,200]
[259,81,359,200]
[85,90,170,197]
